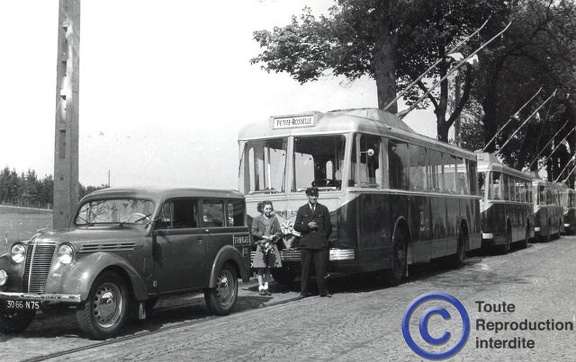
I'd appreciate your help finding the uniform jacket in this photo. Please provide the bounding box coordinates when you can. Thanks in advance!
[294,202,332,249]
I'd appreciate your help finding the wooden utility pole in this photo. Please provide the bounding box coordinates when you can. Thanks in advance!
[53,0,80,229]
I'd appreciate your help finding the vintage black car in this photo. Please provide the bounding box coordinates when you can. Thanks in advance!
[0,187,251,339]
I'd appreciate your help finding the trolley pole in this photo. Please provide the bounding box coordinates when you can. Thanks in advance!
[53,0,80,229]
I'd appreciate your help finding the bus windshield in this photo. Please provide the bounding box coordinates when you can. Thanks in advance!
[293,135,345,191]
[240,135,346,194]
[240,138,287,194]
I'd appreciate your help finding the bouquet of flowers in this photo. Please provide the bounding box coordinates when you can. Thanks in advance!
[262,240,274,256]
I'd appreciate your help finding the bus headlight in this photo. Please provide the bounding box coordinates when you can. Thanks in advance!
[57,244,74,264]
[10,243,26,264]
[0,270,8,286]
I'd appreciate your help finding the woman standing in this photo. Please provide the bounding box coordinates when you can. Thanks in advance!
[251,201,283,295]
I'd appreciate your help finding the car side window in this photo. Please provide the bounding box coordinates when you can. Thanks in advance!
[226,200,245,226]
[158,199,198,229]
[202,200,224,227]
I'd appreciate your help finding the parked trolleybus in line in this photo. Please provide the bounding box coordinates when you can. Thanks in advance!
[476,152,534,253]
[532,178,564,241]
[560,184,576,235]
[238,108,482,285]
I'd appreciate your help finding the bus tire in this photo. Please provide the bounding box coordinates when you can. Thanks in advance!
[451,227,467,269]
[385,228,407,286]
[499,224,512,254]
[519,223,530,249]
[271,264,297,285]
[543,219,552,242]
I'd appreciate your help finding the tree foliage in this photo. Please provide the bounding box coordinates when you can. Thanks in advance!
[251,0,509,140]
[0,166,107,209]
[468,0,576,183]
[251,0,576,184]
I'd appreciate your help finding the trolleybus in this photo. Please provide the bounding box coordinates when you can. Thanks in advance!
[238,108,482,285]
[476,152,534,253]
[532,178,564,241]
[560,184,576,235]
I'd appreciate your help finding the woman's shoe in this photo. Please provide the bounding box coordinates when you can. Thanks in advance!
[258,286,266,296]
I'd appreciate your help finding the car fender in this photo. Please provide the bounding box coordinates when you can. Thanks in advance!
[208,245,249,287]
[52,252,149,302]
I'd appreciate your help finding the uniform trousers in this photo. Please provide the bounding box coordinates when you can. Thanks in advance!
[300,248,329,295]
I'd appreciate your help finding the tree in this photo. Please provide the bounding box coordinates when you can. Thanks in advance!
[251,0,509,141]
[468,0,576,178]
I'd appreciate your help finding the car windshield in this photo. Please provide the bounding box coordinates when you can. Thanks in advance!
[74,198,155,225]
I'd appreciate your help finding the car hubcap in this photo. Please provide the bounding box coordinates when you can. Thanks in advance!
[93,283,122,328]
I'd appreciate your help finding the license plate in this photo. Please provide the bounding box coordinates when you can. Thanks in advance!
[6,299,40,310]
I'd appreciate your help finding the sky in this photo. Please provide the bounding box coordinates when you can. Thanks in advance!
[0,0,436,189]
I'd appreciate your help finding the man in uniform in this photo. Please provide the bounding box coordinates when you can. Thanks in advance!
[294,187,332,298]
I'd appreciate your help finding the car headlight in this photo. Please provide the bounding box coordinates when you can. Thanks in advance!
[0,270,8,287]
[57,244,74,264]
[10,243,26,264]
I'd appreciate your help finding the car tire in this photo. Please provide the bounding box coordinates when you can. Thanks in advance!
[204,264,238,316]
[76,271,129,340]
[0,302,36,333]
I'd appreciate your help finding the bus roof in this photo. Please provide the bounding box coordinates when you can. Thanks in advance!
[238,108,477,159]
[476,152,536,180]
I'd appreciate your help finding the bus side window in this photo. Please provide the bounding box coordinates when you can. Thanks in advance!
[490,172,501,200]
[478,172,486,197]
[443,154,458,193]
[409,145,427,191]
[358,134,381,188]
[428,149,443,192]
[388,140,409,190]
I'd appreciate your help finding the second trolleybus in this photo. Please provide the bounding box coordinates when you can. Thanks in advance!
[476,152,534,253]
[238,108,482,285]
[532,178,564,241]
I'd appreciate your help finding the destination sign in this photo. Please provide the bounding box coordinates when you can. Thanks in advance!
[273,115,315,129]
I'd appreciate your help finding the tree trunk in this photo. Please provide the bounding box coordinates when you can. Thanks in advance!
[373,0,398,113]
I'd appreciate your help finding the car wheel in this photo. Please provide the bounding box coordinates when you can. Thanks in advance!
[76,271,129,340]
[0,302,36,333]
[204,264,238,316]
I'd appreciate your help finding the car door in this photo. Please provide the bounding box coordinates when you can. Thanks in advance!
[153,198,207,292]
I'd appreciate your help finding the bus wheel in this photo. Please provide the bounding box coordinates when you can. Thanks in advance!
[543,219,552,242]
[385,229,406,286]
[499,226,511,254]
[451,228,467,269]
[271,265,297,285]
[204,264,238,316]
[519,224,529,249]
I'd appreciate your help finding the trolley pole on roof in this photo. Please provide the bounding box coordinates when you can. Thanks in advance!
[53,0,80,229]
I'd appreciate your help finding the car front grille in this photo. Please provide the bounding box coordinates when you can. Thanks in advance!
[23,241,56,293]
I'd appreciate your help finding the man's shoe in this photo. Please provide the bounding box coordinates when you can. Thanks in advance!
[297,292,312,300]
[320,293,332,298]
